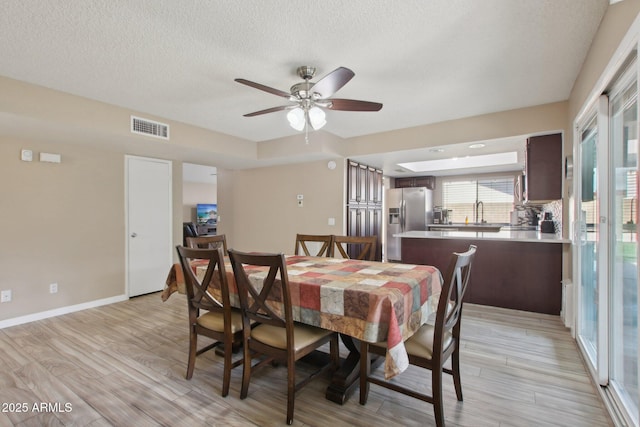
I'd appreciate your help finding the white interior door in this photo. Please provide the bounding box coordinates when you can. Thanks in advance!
[126,155,172,297]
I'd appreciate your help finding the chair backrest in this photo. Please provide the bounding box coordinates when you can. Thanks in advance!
[182,222,199,246]
[294,234,333,257]
[433,244,477,355]
[186,234,228,254]
[176,246,231,320]
[228,249,293,333]
[332,235,377,260]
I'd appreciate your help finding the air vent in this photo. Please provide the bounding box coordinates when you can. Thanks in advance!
[131,116,170,140]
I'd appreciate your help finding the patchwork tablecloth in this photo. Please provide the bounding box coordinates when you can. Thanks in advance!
[165,255,442,379]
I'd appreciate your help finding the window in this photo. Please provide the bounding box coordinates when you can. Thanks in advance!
[442,176,515,223]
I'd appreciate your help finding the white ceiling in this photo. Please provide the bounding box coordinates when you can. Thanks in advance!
[0,0,609,175]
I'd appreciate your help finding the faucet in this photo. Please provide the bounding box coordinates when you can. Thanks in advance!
[475,200,485,224]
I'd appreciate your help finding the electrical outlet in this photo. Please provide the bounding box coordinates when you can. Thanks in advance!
[49,283,58,294]
[1,290,11,303]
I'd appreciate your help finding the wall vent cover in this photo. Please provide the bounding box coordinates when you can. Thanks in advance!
[131,116,170,140]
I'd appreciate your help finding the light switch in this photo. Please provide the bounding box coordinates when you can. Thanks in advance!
[328,217,335,226]
[21,149,33,162]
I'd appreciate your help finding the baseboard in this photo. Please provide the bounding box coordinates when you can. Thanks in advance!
[0,294,129,329]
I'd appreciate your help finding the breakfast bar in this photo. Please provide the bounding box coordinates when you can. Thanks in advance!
[396,229,570,315]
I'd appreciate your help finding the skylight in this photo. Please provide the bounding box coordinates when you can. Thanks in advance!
[398,151,519,173]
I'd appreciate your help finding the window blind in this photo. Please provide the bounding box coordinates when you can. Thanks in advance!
[442,176,515,223]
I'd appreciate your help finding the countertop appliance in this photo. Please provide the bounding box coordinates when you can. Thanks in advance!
[386,187,433,262]
[540,212,555,233]
[433,207,451,224]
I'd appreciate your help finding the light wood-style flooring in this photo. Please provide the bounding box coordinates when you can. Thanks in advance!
[0,292,612,426]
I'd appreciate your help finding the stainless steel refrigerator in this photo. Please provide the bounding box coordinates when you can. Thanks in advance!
[386,187,433,262]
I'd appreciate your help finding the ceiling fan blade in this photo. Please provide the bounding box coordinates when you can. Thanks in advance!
[310,67,355,98]
[235,78,291,98]
[327,98,383,112]
[242,105,291,117]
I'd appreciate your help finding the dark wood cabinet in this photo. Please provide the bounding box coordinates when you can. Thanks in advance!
[366,207,382,260]
[394,175,435,190]
[346,160,383,260]
[525,133,562,201]
[401,237,562,315]
[347,206,365,237]
[367,167,383,205]
[347,161,379,204]
[347,161,366,204]
[347,206,382,260]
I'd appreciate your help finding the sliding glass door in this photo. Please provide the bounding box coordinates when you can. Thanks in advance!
[575,56,639,426]
[577,114,601,371]
[609,70,638,422]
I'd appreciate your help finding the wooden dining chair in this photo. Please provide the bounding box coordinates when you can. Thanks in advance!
[331,235,377,260]
[176,245,243,397]
[186,234,228,255]
[228,249,340,425]
[359,244,477,427]
[293,233,333,257]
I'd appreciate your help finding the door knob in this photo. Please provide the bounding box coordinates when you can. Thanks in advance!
[131,232,137,238]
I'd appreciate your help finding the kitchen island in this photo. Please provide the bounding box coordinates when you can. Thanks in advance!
[396,230,570,315]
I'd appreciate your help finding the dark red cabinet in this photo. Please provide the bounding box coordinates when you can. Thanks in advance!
[525,133,562,201]
[346,160,383,260]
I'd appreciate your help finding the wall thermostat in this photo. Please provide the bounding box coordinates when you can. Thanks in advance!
[327,160,337,170]
[21,149,33,162]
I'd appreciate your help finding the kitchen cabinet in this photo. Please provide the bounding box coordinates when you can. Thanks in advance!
[347,206,365,238]
[347,161,382,205]
[401,237,562,315]
[366,207,382,260]
[347,206,382,260]
[525,133,562,201]
[366,167,383,205]
[346,160,383,260]
[394,175,435,190]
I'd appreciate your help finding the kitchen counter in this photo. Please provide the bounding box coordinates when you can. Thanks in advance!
[395,229,570,244]
[396,229,567,314]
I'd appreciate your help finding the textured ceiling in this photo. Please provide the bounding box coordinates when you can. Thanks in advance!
[1,0,608,147]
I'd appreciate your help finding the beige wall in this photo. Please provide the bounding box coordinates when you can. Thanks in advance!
[224,159,345,253]
[569,0,640,123]
[346,101,569,156]
[0,137,125,319]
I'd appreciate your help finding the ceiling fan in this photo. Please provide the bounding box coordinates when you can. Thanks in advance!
[235,66,383,133]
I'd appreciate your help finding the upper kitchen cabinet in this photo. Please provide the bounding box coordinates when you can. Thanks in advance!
[525,133,562,202]
[347,160,382,205]
[394,175,435,190]
[367,166,383,205]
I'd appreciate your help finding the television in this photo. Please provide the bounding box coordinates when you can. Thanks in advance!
[196,203,217,225]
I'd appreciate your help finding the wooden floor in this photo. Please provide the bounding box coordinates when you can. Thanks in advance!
[0,293,612,427]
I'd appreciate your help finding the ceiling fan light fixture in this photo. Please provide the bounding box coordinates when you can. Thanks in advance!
[287,107,305,131]
[308,106,326,130]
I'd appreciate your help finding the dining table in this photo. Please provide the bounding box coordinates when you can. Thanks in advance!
[163,254,443,404]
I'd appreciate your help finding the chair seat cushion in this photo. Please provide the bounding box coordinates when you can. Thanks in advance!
[369,323,453,360]
[197,309,243,333]
[404,324,453,360]
[251,323,333,351]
